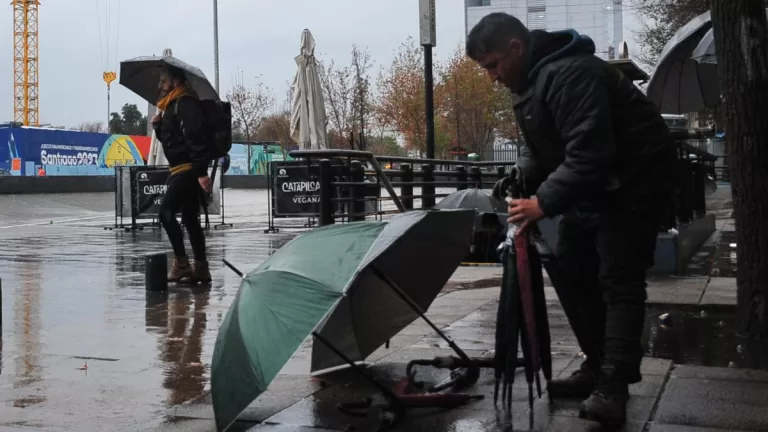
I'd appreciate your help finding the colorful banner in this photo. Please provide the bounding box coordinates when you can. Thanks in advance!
[0,126,296,177]
[224,143,293,175]
[0,126,150,176]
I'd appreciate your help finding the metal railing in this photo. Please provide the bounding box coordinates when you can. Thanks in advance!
[271,142,716,232]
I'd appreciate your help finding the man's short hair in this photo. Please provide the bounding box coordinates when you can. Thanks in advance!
[164,65,187,84]
[466,13,530,61]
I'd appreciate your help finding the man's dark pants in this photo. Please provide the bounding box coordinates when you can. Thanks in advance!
[554,192,666,382]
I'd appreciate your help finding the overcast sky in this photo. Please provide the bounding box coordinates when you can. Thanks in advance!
[0,0,642,128]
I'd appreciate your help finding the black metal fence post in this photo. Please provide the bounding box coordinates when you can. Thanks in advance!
[401,163,414,210]
[496,166,506,180]
[692,161,706,218]
[318,159,335,226]
[349,161,366,222]
[469,167,482,189]
[421,164,436,208]
[456,166,468,191]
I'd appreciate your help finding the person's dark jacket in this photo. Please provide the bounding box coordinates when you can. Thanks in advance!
[513,29,677,217]
[153,93,210,177]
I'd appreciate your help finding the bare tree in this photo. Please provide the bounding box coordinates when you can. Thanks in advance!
[78,121,106,133]
[350,45,374,150]
[256,84,296,149]
[317,57,354,148]
[226,75,275,141]
[317,47,375,150]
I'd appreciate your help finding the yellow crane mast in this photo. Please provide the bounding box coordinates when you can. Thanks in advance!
[12,0,40,126]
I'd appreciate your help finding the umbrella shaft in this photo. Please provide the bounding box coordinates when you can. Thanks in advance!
[371,266,473,364]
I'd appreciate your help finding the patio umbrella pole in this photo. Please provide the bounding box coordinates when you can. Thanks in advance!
[371,267,473,364]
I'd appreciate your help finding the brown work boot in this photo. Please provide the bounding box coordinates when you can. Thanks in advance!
[168,256,194,282]
[547,360,599,399]
[579,364,630,427]
[193,260,212,284]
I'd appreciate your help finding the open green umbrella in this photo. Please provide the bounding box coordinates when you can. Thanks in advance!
[211,209,475,432]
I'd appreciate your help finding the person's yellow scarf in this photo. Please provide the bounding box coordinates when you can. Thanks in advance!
[156,86,189,111]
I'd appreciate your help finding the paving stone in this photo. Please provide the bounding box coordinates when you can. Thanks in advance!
[646,277,708,306]
[671,365,768,383]
[663,376,768,407]
[650,425,752,432]
[641,357,674,376]
[699,277,737,306]
[247,424,341,431]
[655,376,768,431]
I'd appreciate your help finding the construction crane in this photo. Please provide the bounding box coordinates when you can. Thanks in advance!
[12,0,40,126]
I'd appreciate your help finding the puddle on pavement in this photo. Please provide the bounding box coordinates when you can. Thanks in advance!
[642,305,768,370]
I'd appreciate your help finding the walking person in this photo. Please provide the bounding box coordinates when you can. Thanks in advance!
[151,65,213,284]
[467,13,677,427]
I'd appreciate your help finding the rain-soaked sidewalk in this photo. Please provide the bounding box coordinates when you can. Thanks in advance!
[1,189,765,431]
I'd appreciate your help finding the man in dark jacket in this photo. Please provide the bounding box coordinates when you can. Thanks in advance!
[151,65,212,284]
[467,13,676,427]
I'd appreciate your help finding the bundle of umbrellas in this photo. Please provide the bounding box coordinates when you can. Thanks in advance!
[494,222,552,425]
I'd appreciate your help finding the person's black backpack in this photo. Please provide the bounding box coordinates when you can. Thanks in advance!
[199,99,232,159]
[174,96,232,159]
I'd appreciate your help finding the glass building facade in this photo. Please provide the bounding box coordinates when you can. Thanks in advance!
[465,0,624,60]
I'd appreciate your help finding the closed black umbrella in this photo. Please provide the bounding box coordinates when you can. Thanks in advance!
[119,55,220,105]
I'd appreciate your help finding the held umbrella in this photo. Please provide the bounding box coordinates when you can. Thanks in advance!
[646,11,713,114]
[211,209,475,432]
[119,54,220,105]
[146,48,174,167]
[690,9,768,107]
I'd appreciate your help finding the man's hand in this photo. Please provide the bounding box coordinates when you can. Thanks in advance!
[508,196,545,233]
[198,176,212,193]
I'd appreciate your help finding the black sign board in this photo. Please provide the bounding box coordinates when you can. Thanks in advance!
[273,163,321,216]
[134,168,170,216]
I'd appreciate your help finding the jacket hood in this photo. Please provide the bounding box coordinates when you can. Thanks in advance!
[525,29,596,82]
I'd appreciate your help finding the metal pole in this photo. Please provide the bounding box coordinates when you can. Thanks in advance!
[424,44,435,160]
[213,0,220,94]
[107,85,111,132]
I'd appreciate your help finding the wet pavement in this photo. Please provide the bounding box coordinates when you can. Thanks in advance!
[2,187,764,431]
[0,191,295,431]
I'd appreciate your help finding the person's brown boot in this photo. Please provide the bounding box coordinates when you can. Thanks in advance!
[168,256,194,282]
[193,260,212,284]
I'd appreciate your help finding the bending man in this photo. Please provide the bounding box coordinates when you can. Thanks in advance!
[467,13,676,427]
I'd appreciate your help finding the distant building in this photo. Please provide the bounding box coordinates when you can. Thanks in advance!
[465,0,624,61]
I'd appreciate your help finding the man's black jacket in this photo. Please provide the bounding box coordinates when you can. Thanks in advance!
[153,93,210,177]
[513,29,677,217]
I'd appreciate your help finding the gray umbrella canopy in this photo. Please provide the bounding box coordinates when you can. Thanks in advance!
[692,9,768,63]
[646,11,713,114]
[434,188,507,213]
[311,209,476,371]
[119,55,220,105]
[691,9,768,101]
